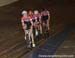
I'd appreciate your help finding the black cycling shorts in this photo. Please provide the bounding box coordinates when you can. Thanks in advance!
[41,15,48,21]
[32,18,40,22]
[24,21,31,29]
[37,17,40,22]
[32,19,36,22]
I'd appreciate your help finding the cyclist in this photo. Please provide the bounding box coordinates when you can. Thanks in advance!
[21,10,35,48]
[21,10,28,37]
[41,9,50,32]
[33,10,42,36]
[28,10,38,36]
[28,10,36,47]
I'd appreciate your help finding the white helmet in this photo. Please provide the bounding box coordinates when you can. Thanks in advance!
[34,10,39,14]
[22,10,27,15]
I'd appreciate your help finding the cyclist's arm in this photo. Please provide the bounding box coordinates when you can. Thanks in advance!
[35,17,37,22]
[30,18,33,26]
[39,16,42,24]
[21,17,25,30]
[47,11,50,29]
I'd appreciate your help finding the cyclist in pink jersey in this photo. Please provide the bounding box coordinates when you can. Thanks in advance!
[41,9,50,31]
[33,10,42,35]
[21,10,35,48]
[28,10,36,47]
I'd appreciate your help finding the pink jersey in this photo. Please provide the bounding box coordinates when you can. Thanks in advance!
[21,15,31,22]
[35,13,41,22]
[33,13,41,19]
[36,13,41,18]
[41,10,49,16]
[30,14,35,19]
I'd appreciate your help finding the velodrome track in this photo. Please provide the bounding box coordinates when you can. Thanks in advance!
[0,1,75,58]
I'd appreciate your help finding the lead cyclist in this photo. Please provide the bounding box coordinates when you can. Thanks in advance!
[21,10,35,48]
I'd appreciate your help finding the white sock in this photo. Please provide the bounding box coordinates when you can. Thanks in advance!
[24,36,26,40]
[32,44,36,47]
[36,30,38,36]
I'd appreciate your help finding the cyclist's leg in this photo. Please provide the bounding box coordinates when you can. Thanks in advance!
[35,18,42,36]
[39,23,42,34]
[33,22,37,36]
[24,30,27,40]
[46,20,49,30]
[41,21,45,38]
[41,16,48,37]
[35,24,39,36]
[45,20,50,37]
[42,21,46,28]
[24,21,32,48]
[44,21,49,33]
[26,29,32,48]
[28,29,31,41]
[45,21,48,31]
[33,21,39,37]
[24,24,27,40]
[30,26,36,47]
